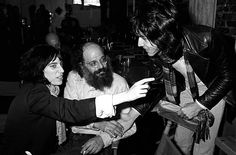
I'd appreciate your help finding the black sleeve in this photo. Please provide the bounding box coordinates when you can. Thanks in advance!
[28,84,97,124]
[197,32,235,109]
[132,82,165,116]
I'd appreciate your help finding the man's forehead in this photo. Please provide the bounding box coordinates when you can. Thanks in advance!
[83,44,104,61]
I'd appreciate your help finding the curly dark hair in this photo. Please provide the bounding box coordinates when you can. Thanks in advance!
[131,0,182,59]
[19,44,61,84]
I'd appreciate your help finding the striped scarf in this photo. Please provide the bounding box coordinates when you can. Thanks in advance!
[162,50,215,143]
[183,52,199,100]
[162,63,178,104]
[47,84,67,145]
[162,52,199,104]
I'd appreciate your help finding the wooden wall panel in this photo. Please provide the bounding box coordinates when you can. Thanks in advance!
[189,0,217,27]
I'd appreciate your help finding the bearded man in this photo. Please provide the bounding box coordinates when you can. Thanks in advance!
[60,42,138,155]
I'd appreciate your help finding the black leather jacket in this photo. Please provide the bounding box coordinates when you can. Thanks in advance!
[133,25,236,115]
[182,25,236,109]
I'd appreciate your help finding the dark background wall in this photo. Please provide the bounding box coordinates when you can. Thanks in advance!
[215,0,236,37]
[1,0,130,28]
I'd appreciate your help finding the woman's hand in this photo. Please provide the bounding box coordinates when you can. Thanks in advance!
[112,77,155,106]
[94,120,124,138]
[126,77,155,101]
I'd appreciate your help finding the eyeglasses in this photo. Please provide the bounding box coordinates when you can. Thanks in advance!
[84,56,108,68]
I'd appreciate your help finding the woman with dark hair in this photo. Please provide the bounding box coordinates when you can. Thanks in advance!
[3,44,154,155]
[131,0,236,154]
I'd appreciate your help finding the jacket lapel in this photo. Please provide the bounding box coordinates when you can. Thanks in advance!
[184,51,209,81]
[182,32,210,81]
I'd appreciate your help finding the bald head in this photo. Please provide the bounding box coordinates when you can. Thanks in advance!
[81,42,113,91]
[45,33,60,50]
[82,42,104,64]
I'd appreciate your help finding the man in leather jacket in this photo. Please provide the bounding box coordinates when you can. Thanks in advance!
[130,0,236,154]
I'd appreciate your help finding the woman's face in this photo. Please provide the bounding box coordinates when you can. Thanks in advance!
[43,57,64,86]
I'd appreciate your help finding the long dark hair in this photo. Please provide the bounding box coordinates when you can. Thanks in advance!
[19,44,61,84]
[131,0,182,61]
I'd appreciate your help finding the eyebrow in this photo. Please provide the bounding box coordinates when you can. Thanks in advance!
[48,61,59,66]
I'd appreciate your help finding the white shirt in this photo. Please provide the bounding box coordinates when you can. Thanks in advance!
[64,71,136,147]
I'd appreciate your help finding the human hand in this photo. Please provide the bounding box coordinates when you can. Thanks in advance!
[178,102,203,119]
[119,108,140,131]
[94,121,124,138]
[81,136,104,155]
[126,77,155,101]
[117,117,133,133]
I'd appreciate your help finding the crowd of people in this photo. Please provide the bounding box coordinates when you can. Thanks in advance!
[1,0,236,155]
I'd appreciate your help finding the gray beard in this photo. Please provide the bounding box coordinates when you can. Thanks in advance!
[82,65,113,91]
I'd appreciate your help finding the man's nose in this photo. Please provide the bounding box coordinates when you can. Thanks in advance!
[97,62,104,69]
[138,37,144,47]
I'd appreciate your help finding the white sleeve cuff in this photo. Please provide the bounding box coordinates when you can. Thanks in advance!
[95,95,116,118]
[196,99,208,109]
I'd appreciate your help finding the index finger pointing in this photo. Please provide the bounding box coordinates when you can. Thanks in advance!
[134,78,155,86]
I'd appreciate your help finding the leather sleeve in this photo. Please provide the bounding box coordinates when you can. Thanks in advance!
[183,26,236,109]
[132,83,165,116]
[196,32,235,109]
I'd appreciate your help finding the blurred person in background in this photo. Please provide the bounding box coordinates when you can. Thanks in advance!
[50,7,65,34]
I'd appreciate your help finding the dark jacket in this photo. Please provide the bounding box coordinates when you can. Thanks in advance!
[4,83,97,155]
[132,25,236,116]
[182,25,236,109]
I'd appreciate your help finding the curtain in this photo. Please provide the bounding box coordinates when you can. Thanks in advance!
[189,0,217,28]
